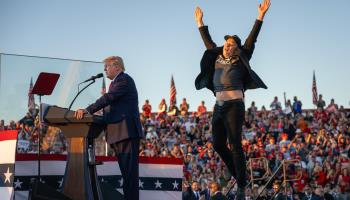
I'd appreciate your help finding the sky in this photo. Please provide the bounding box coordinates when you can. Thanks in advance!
[1,0,350,121]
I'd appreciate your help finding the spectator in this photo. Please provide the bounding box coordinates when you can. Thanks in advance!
[323,184,335,200]
[284,99,293,115]
[316,94,326,109]
[200,181,210,200]
[293,96,303,114]
[265,137,276,152]
[183,181,201,200]
[0,119,5,131]
[19,112,34,126]
[142,99,152,118]
[180,98,190,116]
[338,168,350,194]
[270,96,282,111]
[157,98,167,118]
[145,126,158,140]
[326,98,338,114]
[197,101,207,117]
[248,101,258,119]
[299,184,314,200]
[209,181,227,200]
[314,107,328,125]
[8,120,17,130]
[272,182,286,200]
[168,102,179,116]
[313,186,325,200]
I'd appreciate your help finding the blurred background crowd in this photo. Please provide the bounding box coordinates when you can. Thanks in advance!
[1,94,349,199]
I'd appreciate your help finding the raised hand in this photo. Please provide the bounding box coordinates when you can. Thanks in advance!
[195,6,204,27]
[257,0,271,21]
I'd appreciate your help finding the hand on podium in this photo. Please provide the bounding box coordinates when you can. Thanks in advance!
[75,108,89,120]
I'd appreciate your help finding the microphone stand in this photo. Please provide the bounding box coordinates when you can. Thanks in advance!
[64,80,96,121]
[63,78,101,178]
[37,94,43,184]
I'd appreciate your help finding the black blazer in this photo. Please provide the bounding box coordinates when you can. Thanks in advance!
[210,191,228,200]
[86,72,144,143]
[195,20,267,95]
[183,190,200,200]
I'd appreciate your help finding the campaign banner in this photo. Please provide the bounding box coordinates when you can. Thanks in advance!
[0,130,18,200]
[14,154,183,200]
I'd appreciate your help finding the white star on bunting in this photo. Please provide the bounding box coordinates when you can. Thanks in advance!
[154,180,162,189]
[3,167,12,184]
[58,178,63,188]
[14,178,23,189]
[118,178,123,187]
[172,180,179,189]
[139,179,144,188]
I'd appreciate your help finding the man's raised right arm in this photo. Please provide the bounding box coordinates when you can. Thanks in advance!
[195,7,216,49]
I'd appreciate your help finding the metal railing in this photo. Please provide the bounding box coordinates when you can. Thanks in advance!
[225,157,271,198]
[253,158,302,200]
[249,157,271,188]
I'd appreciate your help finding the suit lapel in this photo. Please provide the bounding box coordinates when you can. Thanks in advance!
[111,72,124,87]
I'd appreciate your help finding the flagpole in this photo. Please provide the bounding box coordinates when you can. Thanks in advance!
[38,95,42,182]
[101,77,108,156]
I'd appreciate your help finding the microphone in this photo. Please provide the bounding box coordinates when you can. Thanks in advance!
[67,73,103,118]
[81,73,103,83]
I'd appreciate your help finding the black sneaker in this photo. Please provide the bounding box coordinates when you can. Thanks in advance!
[235,187,245,200]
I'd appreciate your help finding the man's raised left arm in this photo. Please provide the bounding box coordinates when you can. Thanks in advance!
[243,0,271,59]
[257,0,271,21]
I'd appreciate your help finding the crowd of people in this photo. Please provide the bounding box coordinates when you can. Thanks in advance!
[0,109,67,154]
[1,94,350,199]
[139,95,350,200]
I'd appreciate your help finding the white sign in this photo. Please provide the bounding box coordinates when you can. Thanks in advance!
[17,140,30,150]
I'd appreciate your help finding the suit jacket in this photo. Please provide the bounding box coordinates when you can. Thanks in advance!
[210,191,228,200]
[86,72,144,144]
[183,189,200,200]
[300,193,314,200]
[200,188,211,200]
[273,193,287,200]
[195,20,267,95]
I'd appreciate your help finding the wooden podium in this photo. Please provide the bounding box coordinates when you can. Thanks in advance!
[43,105,106,200]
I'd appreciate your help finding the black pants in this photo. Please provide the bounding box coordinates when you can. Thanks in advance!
[212,99,247,188]
[111,139,140,200]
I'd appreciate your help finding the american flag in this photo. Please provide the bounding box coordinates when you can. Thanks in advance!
[96,77,107,115]
[170,75,177,105]
[101,77,106,95]
[27,77,35,110]
[312,70,318,105]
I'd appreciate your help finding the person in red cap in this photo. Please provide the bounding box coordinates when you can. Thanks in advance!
[194,1,271,199]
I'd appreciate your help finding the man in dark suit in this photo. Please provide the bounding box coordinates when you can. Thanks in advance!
[183,181,202,200]
[209,181,227,200]
[299,184,314,200]
[194,1,270,200]
[75,56,144,200]
[200,182,211,200]
[272,183,287,200]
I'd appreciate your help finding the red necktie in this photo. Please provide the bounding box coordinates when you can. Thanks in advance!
[109,82,113,90]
